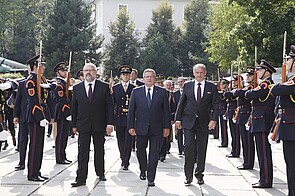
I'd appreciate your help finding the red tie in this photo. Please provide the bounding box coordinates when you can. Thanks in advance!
[88,83,93,102]
[197,83,201,104]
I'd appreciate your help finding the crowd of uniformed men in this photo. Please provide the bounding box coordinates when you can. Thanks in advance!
[0,45,294,195]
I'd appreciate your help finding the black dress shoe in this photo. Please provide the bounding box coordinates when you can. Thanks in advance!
[148,181,155,187]
[2,142,8,150]
[139,173,146,180]
[39,175,49,180]
[218,145,227,148]
[252,182,272,188]
[56,161,71,165]
[98,175,106,181]
[226,154,239,158]
[237,165,252,170]
[15,164,25,171]
[197,177,204,185]
[122,165,128,170]
[184,178,193,185]
[28,177,45,182]
[65,158,73,163]
[160,157,165,162]
[71,181,86,187]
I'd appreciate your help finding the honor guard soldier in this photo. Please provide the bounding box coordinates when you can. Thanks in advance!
[130,68,144,86]
[112,65,135,170]
[271,45,295,195]
[217,78,230,147]
[52,62,72,164]
[224,75,240,157]
[25,55,53,182]
[245,60,276,188]
[233,67,255,170]
[76,69,84,81]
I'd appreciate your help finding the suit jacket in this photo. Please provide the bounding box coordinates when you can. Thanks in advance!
[175,80,219,131]
[13,80,28,123]
[72,79,114,133]
[112,82,135,127]
[127,85,170,136]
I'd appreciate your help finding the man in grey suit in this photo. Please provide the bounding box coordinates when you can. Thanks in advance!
[175,64,219,185]
[128,68,170,187]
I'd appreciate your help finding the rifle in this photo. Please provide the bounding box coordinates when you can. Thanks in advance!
[229,64,233,90]
[271,31,287,142]
[237,56,242,89]
[37,40,42,103]
[217,67,221,91]
[109,70,113,94]
[254,46,258,88]
[66,51,72,100]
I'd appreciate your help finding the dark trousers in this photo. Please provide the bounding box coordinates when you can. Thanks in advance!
[254,131,273,186]
[27,122,45,179]
[18,122,29,165]
[184,120,209,180]
[136,127,162,182]
[283,140,295,196]
[177,128,184,154]
[229,118,240,156]
[213,120,219,139]
[122,129,133,167]
[76,131,105,183]
[55,119,70,163]
[5,108,15,138]
[220,116,228,147]
[159,137,168,159]
[115,126,127,163]
[239,124,255,168]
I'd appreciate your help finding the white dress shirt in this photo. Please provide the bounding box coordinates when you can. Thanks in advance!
[145,85,154,100]
[84,80,96,97]
[194,80,205,102]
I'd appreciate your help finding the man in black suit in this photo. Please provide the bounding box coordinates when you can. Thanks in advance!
[71,63,114,187]
[130,68,144,86]
[13,79,28,171]
[173,77,186,155]
[127,68,170,187]
[175,64,219,186]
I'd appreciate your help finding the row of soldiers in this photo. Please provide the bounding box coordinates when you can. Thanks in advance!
[212,45,295,195]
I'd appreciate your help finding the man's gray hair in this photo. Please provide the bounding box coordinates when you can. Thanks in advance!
[83,63,96,70]
[143,68,156,77]
[193,64,206,71]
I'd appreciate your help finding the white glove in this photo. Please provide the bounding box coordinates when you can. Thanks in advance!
[40,83,51,89]
[0,82,12,90]
[66,115,72,121]
[68,86,73,91]
[40,119,49,127]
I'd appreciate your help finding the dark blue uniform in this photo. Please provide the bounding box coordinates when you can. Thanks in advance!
[51,77,71,163]
[26,73,53,180]
[271,76,295,195]
[245,78,275,187]
[13,80,29,170]
[224,91,240,157]
[112,82,135,168]
[233,85,255,169]
[217,90,228,147]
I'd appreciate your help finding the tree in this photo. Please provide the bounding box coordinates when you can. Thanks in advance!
[44,0,103,78]
[104,7,140,77]
[140,0,179,77]
[139,33,176,76]
[206,0,249,72]
[178,0,211,77]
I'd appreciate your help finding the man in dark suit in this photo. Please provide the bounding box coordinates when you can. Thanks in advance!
[13,79,28,171]
[71,63,114,187]
[112,65,135,170]
[127,68,170,187]
[174,77,186,155]
[130,68,144,86]
[175,64,219,186]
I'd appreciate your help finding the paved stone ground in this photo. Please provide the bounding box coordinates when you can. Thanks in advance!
[0,127,288,196]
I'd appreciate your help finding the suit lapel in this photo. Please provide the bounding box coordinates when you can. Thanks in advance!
[150,86,158,109]
[142,86,149,108]
[190,81,198,105]
[81,81,89,103]
[91,80,99,103]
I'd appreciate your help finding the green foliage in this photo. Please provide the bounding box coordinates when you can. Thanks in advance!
[104,7,140,77]
[44,0,103,78]
[0,72,24,79]
[178,0,211,77]
[140,0,179,76]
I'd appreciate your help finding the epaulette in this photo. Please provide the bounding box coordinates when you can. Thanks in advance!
[284,80,295,85]
[113,83,120,87]
[27,75,33,80]
[260,81,269,90]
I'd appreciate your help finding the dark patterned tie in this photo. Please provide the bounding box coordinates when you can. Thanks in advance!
[147,88,152,109]
[88,83,93,102]
[197,83,201,104]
